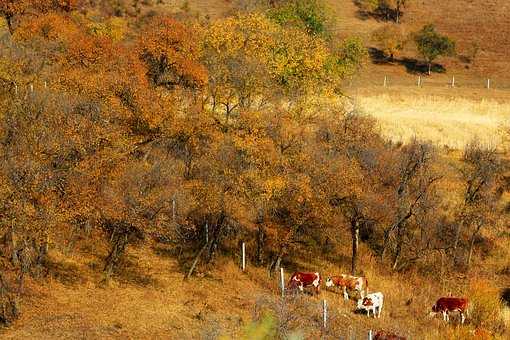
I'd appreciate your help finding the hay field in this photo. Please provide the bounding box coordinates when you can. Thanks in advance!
[356,93,510,149]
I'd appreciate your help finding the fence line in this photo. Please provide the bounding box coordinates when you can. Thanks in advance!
[351,74,510,91]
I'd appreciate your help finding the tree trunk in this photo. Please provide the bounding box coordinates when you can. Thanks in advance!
[453,221,463,250]
[351,223,359,276]
[186,242,208,280]
[268,253,282,277]
[5,16,14,35]
[104,233,128,280]
[428,62,432,75]
[256,225,265,266]
[392,241,402,270]
[467,223,483,268]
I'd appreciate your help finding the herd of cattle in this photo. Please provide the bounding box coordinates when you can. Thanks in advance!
[287,272,470,339]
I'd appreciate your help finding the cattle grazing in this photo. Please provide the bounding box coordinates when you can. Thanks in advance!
[357,292,384,318]
[288,272,321,295]
[374,330,407,340]
[429,297,469,324]
[325,274,368,300]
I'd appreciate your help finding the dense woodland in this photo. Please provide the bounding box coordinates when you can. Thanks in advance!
[0,0,508,335]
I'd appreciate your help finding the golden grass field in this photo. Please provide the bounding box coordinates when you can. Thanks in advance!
[353,91,510,149]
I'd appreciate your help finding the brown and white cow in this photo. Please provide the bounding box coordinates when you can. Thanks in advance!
[325,274,368,300]
[374,330,407,340]
[357,292,384,318]
[288,272,321,295]
[430,297,469,324]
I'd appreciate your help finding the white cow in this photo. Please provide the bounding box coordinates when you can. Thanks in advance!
[357,292,384,318]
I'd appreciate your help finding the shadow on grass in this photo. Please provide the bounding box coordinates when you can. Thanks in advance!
[113,255,159,287]
[367,48,447,75]
[46,258,87,286]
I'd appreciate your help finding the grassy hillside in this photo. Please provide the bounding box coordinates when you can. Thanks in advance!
[1,237,508,339]
[162,1,510,86]
[0,1,508,339]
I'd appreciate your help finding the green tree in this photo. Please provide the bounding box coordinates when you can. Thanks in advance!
[268,0,327,36]
[413,24,455,75]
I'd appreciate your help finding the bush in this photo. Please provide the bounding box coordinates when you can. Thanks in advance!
[468,279,507,335]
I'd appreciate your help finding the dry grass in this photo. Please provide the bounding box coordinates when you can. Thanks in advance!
[1,240,507,339]
[353,93,510,148]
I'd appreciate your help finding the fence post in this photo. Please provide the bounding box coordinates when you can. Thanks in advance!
[487,78,491,89]
[322,299,327,329]
[205,222,209,243]
[383,76,387,87]
[368,329,373,340]
[44,81,47,89]
[14,82,18,96]
[280,267,285,297]
[29,84,34,93]
[241,242,246,271]
[451,75,455,87]
[418,76,422,87]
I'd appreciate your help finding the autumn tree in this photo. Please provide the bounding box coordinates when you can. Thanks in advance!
[315,111,384,275]
[371,24,406,61]
[379,140,442,270]
[138,16,207,90]
[455,142,503,268]
[413,24,455,75]
[0,0,81,34]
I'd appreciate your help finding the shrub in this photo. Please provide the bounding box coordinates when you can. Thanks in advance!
[468,279,506,334]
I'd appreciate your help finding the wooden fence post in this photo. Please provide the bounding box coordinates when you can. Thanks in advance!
[322,299,327,329]
[241,242,246,271]
[451,75,455,87]
[418,76,422,87]
[487,78,491,89]
[280,267,285,297]
[29,84,34,93]
[14,83,18,96]
[368,329,373,340]
[383,76,387,87]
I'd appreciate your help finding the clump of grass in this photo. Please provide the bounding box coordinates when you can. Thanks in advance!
[468,279,507,335]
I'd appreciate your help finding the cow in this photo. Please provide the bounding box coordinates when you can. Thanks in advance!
[325,274,368,300]
[287,272,321,295]
[429,297,469,324]
[374,330,407,340]
[357,292,384,318]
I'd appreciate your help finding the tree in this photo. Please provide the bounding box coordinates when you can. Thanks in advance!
[379,140,442,270]
[455,141,503,268]
[371,24,406,61]
[388,0,409,24]
[268,0,327,36]
[329,37,368,80]
[413,24,455,75]
[138,16,207,90]
[0,0,81,34]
